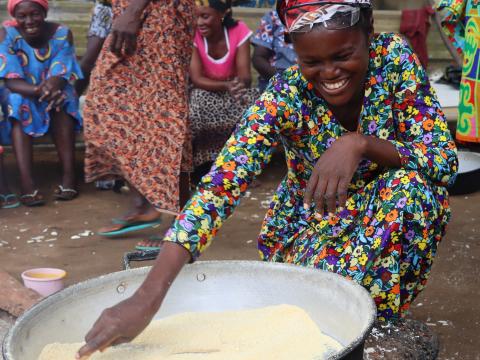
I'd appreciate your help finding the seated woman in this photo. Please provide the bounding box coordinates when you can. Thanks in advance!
[251,9,297,92]
[77,1,459,356]
[0,0,83,206]
[189,0,259,174]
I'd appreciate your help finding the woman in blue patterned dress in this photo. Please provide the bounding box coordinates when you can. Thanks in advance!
[77,1,458,356]
[0,0,83,206]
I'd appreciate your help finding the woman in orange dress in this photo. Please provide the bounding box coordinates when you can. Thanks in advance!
[83,0,195,236]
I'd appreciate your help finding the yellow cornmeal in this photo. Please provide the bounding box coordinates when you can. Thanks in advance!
[39,305,343,360]
[26,273,62,279]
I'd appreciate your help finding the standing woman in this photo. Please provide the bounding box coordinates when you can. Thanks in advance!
[189,0,259,172]
[84,0,195,236]
[78,0,458,356]
[0,0,83,206]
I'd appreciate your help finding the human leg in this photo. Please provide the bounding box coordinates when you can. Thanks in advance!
[11,120,44,205]
[50,110,77,199]
[0,151,20,208]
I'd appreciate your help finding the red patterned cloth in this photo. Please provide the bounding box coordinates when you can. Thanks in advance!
[84,0,195,214]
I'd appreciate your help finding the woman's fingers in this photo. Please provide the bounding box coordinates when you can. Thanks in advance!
[77,312,121,359]
[124,33,137,56]
[313,177,327,217]
[38,89,50,102]
[337,179,349,210]
[45,90,64,112]
[324,178,339,215]
[304,170,319,209]
[110,31,124,57]
[76,330,119,359]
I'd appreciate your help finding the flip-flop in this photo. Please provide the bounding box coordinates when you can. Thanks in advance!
[98,218,162,237]
[135,235,163,251]
[20,190,45,207]
[53,185,78,201]
[0,194,21,209]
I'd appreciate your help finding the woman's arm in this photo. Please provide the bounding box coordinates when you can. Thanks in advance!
[77,78,287,358]
[189,47,232,92]
[4,79,41,98]
[252,45,276,80]
[235,40,252,87]
[76,242,190,359]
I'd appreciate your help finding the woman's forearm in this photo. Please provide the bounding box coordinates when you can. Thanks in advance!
[192,75,231,92]
[5,79,40,98]
[359,134,401,168]
[135,242,191,311]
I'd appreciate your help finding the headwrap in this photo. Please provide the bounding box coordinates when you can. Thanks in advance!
[4,0,49,26]
[8,0,48,17]
[277,0,371,33]
[195,0,237,28]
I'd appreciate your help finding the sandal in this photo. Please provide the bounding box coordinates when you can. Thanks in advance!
[98,216,162,237]
[0,193,21,209]
[20,190,45,207]
[135,235,163,251]
[53,185,78,201]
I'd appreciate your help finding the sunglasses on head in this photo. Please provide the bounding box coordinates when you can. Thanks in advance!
[282,1,371,32]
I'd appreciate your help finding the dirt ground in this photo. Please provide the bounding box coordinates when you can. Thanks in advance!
[0,150,479,359]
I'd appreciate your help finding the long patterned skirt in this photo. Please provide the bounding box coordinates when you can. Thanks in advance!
[84,0,194,214]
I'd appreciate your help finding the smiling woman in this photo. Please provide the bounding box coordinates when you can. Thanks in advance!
[0,0,83,206]
[76,0,459,358]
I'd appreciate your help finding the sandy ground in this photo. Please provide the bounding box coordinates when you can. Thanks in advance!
[0,150,479,359]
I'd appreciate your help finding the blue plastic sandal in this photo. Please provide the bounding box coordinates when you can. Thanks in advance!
[0,194,21,209]
[135,235,162,251]
[98,219,162,237]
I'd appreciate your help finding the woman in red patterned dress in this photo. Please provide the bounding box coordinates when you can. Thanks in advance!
[83,0,195,236]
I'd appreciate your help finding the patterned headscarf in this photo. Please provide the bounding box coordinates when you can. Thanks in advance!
[277,0,371,33]
[7,0,48,17]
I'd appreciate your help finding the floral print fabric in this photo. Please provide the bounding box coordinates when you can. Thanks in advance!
[437,0,480,143]
[164,33,458,320]
[0,25,83,137]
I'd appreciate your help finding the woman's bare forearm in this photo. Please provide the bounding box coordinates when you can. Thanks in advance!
[134,242,191,311]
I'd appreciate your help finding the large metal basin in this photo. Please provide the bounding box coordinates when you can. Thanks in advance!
[3,261,376,359]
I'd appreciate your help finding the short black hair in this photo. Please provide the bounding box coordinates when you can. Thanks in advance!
[357,7,374,36]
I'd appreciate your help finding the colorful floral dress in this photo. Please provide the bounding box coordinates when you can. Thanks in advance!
[437,0,480,143]
[0,25,83,138]
[164,33,458,321]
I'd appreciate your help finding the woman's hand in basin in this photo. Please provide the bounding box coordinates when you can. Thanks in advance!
[76,242,191,359]
[76,293,155,359]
